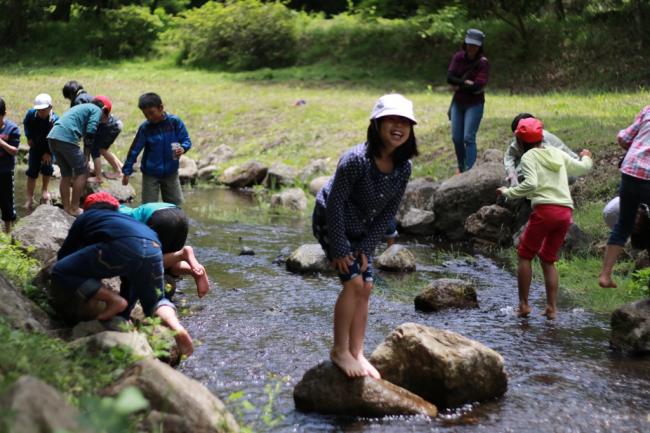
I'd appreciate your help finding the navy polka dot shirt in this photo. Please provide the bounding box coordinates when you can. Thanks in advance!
[314,143,412,260]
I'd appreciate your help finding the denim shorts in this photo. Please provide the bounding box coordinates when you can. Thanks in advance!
[312,208,373,283]
[48,138,87,177]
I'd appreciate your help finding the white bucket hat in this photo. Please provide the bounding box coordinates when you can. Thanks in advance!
[33,93,52,110]
[465,28,485,46]
[370,93,417,124]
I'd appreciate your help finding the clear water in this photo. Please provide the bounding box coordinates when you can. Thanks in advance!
[170,187,650,433]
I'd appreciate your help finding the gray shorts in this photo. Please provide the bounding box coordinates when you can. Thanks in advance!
[48,139,87,177]
[142,172,183,205]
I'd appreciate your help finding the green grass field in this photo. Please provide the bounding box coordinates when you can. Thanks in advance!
[2,60,647,312]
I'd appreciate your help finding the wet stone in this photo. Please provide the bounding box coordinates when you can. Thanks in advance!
[414,278,479,312]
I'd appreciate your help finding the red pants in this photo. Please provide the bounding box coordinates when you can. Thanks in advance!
[518,204,572,263]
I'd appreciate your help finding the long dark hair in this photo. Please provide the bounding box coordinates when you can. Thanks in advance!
[366,118,418,166]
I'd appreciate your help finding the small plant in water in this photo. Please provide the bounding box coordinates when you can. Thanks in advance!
[226,374,289,432]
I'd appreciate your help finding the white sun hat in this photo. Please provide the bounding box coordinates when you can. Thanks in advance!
[370,93,417,124]
[33,93,52,110]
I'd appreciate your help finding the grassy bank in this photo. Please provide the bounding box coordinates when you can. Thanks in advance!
[1,61,646,312]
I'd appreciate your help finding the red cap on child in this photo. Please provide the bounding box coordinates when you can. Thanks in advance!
[83,192,119,210]
[515,118,544,144]
[93,95,112,113]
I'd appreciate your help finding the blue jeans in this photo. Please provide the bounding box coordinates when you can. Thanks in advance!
[609,173,650,246]
[52,237,171,317]
[450,101,484,172]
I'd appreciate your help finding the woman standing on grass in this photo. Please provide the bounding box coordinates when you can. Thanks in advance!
[599,105,650,288]
[312,94,417,378]
[447,28,489,173]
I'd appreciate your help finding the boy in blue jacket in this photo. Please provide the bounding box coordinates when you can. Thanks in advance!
[0,97,20,232]
[122,92,191,205]
[23,93,58,211]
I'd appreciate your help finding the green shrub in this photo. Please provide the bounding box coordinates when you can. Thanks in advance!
[174,0,298,70]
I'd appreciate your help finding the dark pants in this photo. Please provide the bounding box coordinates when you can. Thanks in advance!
[0,171,16,222]
[26,147,54,178]
[52,237,168,317]
[609,173,650,246]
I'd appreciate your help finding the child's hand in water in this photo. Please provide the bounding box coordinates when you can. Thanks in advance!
[332,254,355,274]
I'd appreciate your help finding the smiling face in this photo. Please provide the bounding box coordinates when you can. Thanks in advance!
[378,115,412,154]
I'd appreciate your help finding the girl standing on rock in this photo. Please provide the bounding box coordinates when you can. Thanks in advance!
[312,94,417,378]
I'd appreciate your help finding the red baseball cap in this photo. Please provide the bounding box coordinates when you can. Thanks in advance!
[93,95,112,113]
[83,192,119,210]
[515,118,543,144]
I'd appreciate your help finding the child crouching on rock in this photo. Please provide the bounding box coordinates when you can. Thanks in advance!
[51,192,194,356]
[312,94,417,378]
[497,118,592,319]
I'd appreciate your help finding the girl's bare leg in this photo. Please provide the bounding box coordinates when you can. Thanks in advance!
[349,279,380,379]
[599,244,623,288]
[517,257,533,317]
[331,276,367,378]
[155,305,193,356]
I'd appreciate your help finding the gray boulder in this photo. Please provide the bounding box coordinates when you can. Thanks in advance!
[219,161,268,188]
[286,244,331,273]
[434,163,506,241]
[562,223,592,255]
[464,205,514,246]
[299,158,330,182]
[477,148,504,165]
[369,323,507,408]
[198,165,218,181]
[197,145,235,169]
[397,178,438,217]
[398,208,435,235]
[0,273,55,331]
[308,176,330,196]
[293,361,438,417]
[610,299,650,353]
[102,358,239,433]
[179,155,198,185]
[83,178,136,203]
[414,278,479,312]
[265,162,298,189]
[71,331,155,358]
[0,376,82,433]
[270,188,307,212]
[12,204,74,263]
[375,245,416,272]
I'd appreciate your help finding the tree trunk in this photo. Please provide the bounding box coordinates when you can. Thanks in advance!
[2,0,27,46]
[554,0,565,21]
[51,0,73,22]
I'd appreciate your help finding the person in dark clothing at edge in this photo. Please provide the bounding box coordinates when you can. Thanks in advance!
[62,81,94,107]
[51,192,194,356]
[447,28,489,173]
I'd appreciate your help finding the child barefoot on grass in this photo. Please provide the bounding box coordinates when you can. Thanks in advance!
[313,94,417,378]
[497,118,592,319]
[119,202,209,297]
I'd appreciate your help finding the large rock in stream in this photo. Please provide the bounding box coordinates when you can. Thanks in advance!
[102,358,239,433]
[610,299,650,353]
[83,177,136,203]
[293,361,438,417]
[375,244,416,272]
[12,204,74,264]
[414,278,478,312]
[286,244,331,273]
[464,205,514,246]
[433,162,506,241]
[219,160,268,188]
[0,376,82,433]
[369,323,507,408]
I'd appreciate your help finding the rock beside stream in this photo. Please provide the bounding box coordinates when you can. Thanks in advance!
[293,361,438,417]
[610,299,650,353]
[102,358,239,433]
[414,278,478,312]
[12,204,74,264]
[369,323,507,408]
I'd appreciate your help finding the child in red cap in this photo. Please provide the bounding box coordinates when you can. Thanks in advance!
[497,118,593,319]
[52,192,194,356]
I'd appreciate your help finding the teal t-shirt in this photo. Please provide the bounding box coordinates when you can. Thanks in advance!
[118,202,177,223]
[47,103,102,145]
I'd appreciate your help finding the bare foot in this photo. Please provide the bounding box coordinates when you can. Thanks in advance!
[96,293,128,321]
[67,207,83,217]
[103,172,121,180]
[517,304,532,317]
[174,329,194,356]
[542,307,557,320]
[40,191,51,204]
[24,199,33,212]
[182,246,203,275]
[193,266,209,298]
[331,349,367,378]
[357,354,381,379]
[598,274,617,288]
